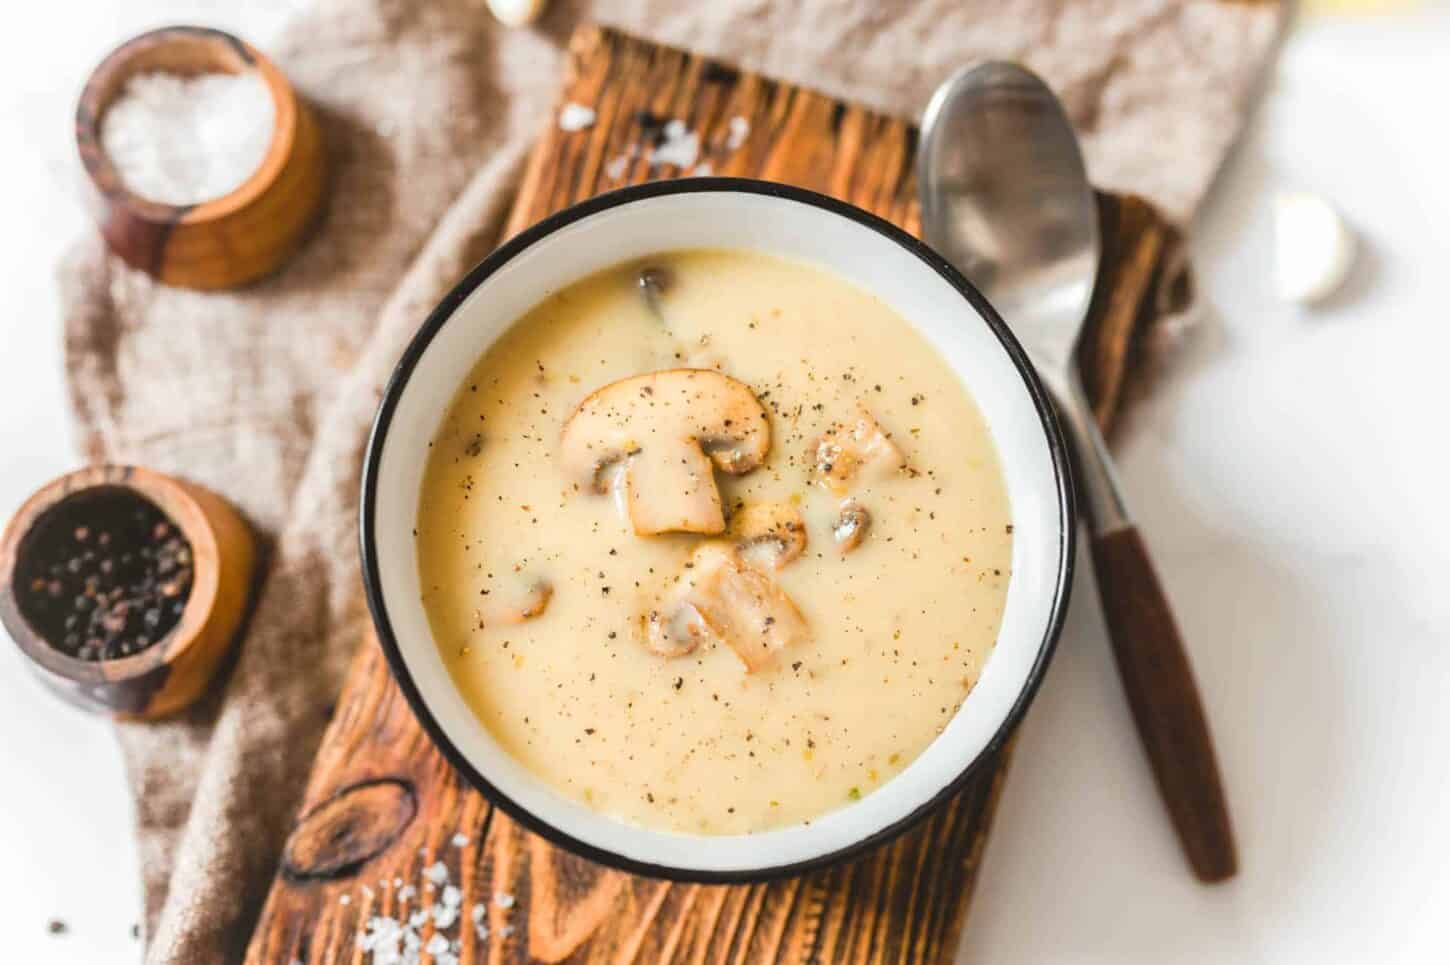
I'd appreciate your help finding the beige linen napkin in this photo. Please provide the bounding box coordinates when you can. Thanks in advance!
[58,0,1281,960]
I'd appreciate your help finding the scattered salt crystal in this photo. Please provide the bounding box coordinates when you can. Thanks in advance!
[362,885,374,899]
[423,861,450,884]
[605,155,631,181]
[397,884,416,901]
[340,894,351,905]
[727,115,750,150]
[649,121,700,169]
[358,914,402,954]
[451,832,470,847]
[559,102,597,132]
[100,70,275,206]
[432,901,460,929]
[358,872,520,961]
[692,162,714,177]
[433,884,463,927]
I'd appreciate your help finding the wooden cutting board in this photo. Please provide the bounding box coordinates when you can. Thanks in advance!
[246,25,1182,965]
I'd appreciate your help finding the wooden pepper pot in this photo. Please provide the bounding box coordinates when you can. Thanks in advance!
[0,466,257,720]
[75,25,326,289]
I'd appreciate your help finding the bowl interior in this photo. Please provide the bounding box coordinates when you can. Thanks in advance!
[364,182,1071,877]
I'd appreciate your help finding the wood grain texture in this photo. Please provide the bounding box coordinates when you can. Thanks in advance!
[247,25,1183,964]
[1091,527,1236,882]
[1078,192,1188,432]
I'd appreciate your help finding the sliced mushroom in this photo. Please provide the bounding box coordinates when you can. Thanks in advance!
[808,406,907,495]
[645,600,708,657]
[730,502,807,570]
[832,500,871,554]
[647,543,809,672]
[481,580,552,625]
[559,369,770,536]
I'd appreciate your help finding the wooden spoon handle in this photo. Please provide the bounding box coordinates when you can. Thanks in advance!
[1091,525,1237,882]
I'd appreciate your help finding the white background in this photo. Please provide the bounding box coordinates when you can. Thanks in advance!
[1,3,1447,962]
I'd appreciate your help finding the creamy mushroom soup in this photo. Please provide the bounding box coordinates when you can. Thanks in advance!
[417,249,1012,834]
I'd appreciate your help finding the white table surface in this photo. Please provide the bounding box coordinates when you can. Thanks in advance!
[2,4,1447,963]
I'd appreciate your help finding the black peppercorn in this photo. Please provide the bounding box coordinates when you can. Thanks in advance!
[14,487,194,662]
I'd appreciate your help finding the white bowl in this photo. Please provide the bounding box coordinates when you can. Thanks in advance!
[361,179,1075,881]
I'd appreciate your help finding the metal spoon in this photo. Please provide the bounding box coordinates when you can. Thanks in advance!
[919,61,1236,882]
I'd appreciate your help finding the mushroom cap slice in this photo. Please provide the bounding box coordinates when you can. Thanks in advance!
[674,543,809,672]
[476,580,553,627]
[488,581,552,625]
[559,369,771,536]
[645,601,708,658]
[730,502,807,570]
[809,406,907,495]
[832,500,871,554]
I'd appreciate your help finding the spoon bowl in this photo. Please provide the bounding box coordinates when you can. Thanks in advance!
[919,63,1099,379]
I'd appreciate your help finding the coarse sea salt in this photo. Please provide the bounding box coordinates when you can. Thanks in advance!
[649,120,700,169]
[726,115,749,150]
[558,102,597,132]
[432,900,460,929]
[354,856,526,962]
[605,154,631,181]
[100,70,275,206]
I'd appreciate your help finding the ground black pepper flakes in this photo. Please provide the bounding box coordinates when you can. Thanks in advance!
[15,487,194,662]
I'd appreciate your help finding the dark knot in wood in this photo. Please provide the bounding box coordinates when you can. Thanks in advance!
[280,777,417,881]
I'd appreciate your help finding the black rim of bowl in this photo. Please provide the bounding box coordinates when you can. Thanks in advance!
[359,177,1077,883]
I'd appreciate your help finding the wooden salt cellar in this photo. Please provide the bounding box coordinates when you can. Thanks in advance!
[0,466,257,720]
[75,26,326,289]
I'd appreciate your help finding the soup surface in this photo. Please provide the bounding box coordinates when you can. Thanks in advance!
[417,248,1012,834]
